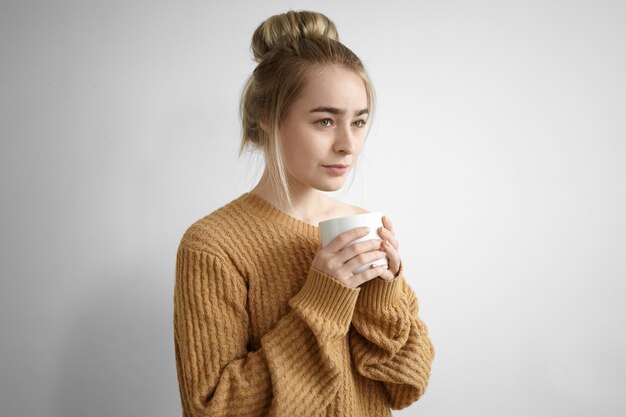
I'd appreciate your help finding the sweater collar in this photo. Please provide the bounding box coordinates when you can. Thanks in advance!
[235,192,321,241]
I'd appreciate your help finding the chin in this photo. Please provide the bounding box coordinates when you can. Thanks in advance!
[316,181,345,192]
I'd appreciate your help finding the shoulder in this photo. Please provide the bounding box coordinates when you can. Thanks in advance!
[177,218,226,259]
[177,197,248,255]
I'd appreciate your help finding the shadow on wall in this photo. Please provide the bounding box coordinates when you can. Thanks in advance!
[52,264,179,417]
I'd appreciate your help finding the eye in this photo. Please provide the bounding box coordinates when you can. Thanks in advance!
[353,119,367,128]
[317,118,333,127]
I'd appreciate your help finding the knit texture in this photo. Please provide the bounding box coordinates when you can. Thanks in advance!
[173,192,435,416]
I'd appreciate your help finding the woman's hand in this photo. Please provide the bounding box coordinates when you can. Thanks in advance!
[311,227,389,288]
[376,215,402,281]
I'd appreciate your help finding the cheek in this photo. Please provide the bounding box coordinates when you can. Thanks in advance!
[280,138,315,170]
[280,140,295,159]
[283,131,322,157]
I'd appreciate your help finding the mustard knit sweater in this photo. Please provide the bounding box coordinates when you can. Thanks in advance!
[173,192,435,416]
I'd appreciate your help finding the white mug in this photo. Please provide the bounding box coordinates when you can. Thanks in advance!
[318,212,388,274]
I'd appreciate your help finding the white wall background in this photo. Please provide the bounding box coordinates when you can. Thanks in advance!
[1,0,624,416]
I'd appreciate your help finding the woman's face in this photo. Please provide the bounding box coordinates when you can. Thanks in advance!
[278,64,369,193]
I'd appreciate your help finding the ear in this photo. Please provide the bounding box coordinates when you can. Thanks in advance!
[258,120,269,133]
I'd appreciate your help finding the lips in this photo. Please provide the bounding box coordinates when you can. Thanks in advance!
[323,164,349,168]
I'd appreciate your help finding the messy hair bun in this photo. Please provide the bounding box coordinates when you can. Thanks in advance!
[251,10,340,63]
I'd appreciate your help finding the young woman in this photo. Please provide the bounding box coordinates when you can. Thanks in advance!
[173,10,435,417]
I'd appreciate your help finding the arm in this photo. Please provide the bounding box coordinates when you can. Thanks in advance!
[349,261,435,409]
[174,244,360,417]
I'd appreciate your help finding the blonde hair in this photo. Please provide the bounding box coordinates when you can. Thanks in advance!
[238,10,376,214]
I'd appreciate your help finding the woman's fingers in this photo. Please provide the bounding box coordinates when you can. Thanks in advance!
[319,222,402,287]
[383,215,395,235]
[328,226,370,253]
[337,237,382,264]
[378,224,399,250]
[380,239,400,277]
[351,263,388,287]
[378,217,401,278]
[344,248,387,274]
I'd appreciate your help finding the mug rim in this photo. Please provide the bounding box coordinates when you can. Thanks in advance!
[318,211,384,227]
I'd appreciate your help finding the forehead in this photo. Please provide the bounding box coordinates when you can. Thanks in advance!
[294,65,368,110]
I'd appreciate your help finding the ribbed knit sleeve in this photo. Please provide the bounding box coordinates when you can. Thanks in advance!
[173,244,361,417]
[349,262,435,410]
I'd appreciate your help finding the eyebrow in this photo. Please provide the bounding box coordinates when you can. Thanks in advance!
[309,106,369,116]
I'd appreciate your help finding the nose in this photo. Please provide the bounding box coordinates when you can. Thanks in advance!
[333,123,358,155]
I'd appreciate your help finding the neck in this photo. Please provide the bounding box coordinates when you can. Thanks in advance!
[250,169,332,222]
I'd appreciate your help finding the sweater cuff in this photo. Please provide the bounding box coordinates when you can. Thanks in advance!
[355,261,404,312]
[289,267,361,329]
